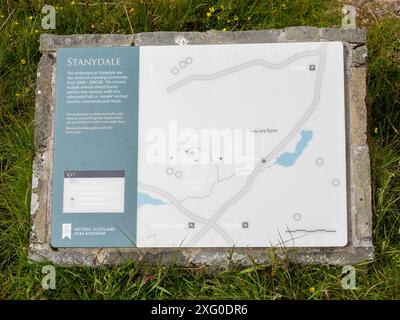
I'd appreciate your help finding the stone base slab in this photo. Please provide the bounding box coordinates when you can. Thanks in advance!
[29,27,373,266]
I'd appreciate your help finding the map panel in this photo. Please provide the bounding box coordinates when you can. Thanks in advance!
[137,42,347,247]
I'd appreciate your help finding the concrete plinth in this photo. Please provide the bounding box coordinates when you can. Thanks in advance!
[29,27,373,267]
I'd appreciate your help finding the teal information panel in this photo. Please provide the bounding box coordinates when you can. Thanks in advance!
[51,47,139,247]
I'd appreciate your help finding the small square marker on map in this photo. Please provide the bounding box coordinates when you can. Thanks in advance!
[242,222,249,229]
[188,222,195,229]
[309,64,316,71]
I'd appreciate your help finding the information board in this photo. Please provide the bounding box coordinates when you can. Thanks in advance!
[52,42,347,248]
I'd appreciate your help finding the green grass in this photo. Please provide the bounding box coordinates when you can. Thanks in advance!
[0,0,399,300]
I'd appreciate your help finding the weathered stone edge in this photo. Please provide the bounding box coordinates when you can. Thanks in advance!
[29,28,373,266]
[39,34,135,52]
[39,27,366,51]
[28,244,373,267]
[30,51,56,246]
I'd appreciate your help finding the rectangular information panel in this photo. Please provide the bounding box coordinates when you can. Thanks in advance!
[52,42,347,248]
[52,47,139,247]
